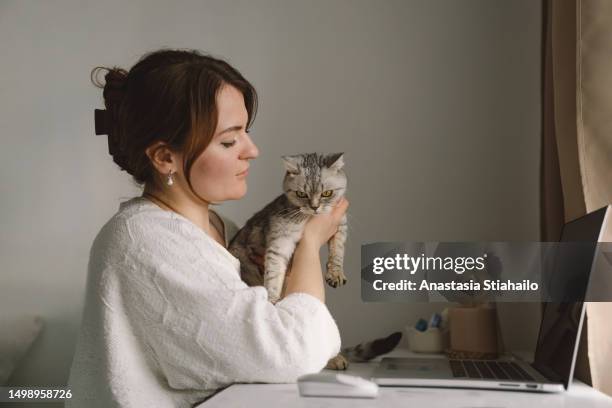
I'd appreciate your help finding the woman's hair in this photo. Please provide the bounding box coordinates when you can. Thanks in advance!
[90,48,258,193]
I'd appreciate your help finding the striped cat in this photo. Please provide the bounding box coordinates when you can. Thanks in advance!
[229,152,348,304]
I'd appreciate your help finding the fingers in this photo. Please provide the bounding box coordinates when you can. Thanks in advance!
[332,197,349,219]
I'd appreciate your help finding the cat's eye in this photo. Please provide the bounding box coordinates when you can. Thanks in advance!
[321,190,333,198]
[295,191,307,198]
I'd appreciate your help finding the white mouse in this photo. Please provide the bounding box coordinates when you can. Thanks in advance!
[297,372,379,398]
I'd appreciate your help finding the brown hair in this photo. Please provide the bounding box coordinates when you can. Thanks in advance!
[90,48,258,195]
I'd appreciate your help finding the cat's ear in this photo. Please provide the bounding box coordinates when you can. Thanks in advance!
[282,155,301,175]
[326,153,345,171]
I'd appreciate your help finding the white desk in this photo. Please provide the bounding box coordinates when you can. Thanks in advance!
[197,349,612,407]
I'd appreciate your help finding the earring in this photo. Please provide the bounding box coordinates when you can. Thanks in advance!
[166,170,175,186]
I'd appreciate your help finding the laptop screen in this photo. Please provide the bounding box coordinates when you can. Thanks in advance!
[533,207,608,389]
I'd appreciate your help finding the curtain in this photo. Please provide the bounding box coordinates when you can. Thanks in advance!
[541,0,612,396]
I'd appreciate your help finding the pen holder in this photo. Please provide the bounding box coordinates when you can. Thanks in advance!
[405,326,449,353]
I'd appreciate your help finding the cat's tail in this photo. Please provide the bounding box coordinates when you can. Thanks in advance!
[341,331,403,362]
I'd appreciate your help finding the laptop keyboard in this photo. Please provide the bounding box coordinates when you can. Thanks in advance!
[449,360,535,381]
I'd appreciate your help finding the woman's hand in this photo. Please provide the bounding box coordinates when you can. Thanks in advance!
[301,197,349,249]
[281,198,348,303]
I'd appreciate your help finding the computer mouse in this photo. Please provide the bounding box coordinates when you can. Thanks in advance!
[297,372,379,398]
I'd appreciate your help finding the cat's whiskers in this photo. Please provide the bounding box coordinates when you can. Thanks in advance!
[274,208,296,216]
[275,207,302,217]
[278,207,308,224]
[290,209,308,223]
[275,207,296,215]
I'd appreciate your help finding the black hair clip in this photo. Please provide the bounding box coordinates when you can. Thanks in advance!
[94,109,109,135]
[95,108,120,160]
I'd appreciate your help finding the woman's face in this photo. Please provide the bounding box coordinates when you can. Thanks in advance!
[188,84,259,203]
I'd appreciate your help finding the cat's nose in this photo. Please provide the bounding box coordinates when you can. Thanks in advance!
[311,205,320,211]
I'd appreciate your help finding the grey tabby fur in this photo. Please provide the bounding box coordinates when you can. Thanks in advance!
[229,152,348,304]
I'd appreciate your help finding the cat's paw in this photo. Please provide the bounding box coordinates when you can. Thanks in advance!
[325,354,349,370]
[325,263,347,288]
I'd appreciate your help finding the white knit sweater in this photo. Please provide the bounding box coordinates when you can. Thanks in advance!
[66,197,341,408]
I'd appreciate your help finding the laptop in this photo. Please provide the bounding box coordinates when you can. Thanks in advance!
[372,205,611,393]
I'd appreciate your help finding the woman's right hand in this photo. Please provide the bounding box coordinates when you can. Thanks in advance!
[301,197,349,249]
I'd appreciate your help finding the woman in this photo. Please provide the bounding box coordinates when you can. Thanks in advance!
[67,49,349,408]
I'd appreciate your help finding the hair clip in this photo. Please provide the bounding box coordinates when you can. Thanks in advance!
[94,109,109,135]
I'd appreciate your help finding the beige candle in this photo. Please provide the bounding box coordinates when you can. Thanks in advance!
[449,306,498,355]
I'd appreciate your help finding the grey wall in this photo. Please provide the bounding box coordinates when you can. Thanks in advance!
[0,0,542,390]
